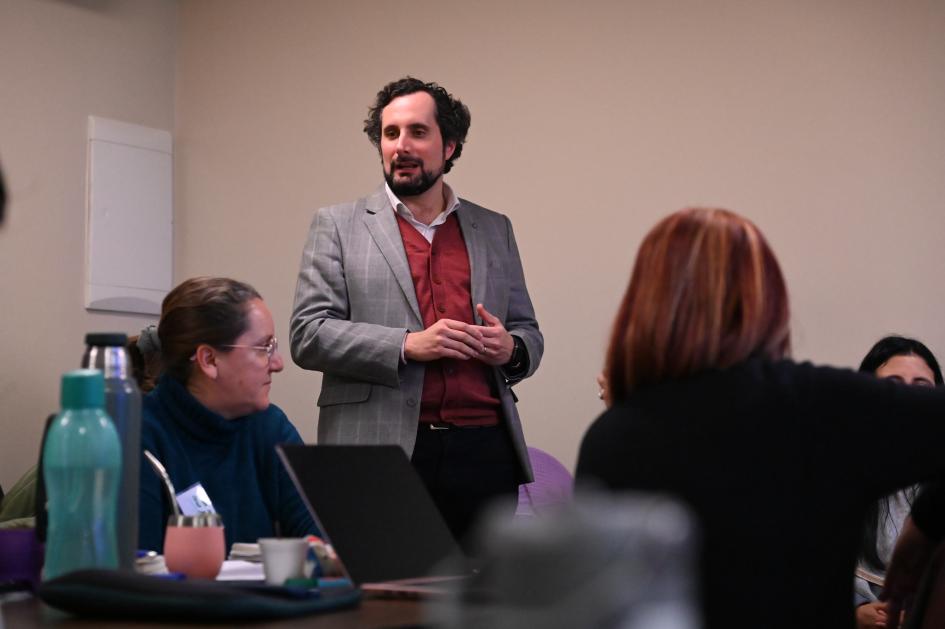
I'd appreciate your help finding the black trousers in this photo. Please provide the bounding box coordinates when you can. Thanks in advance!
[410,423,520,553]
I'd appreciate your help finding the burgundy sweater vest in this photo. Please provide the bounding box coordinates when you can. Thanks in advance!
[396,212,501,426]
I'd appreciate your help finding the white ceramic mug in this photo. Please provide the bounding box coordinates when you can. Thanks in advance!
[258,538,311,585]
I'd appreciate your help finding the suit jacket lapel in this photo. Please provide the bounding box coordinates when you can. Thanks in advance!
[361,187,422,324]
[456,202,487,322]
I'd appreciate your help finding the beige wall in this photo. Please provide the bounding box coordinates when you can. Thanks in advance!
[175,0,945,472]
[0,0,177,488]
[3,0,944,488]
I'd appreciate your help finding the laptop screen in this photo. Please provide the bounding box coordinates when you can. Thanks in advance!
[277,444,463,584]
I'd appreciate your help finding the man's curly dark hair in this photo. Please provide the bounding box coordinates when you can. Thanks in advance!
[363,77,471,174]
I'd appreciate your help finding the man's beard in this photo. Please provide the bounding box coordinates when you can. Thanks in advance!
[384,157,443,197]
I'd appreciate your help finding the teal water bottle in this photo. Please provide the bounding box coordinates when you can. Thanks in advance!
[42,369,122,580]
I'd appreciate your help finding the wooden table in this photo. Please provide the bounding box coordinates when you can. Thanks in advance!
[1,592,429,628]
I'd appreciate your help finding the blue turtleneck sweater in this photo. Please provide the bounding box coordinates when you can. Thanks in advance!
[138,374,317,552]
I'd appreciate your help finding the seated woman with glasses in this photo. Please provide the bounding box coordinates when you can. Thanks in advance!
[576,208,945,629]
[134,277,316,552]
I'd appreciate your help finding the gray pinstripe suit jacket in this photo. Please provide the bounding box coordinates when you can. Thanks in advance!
[289,185,543,482]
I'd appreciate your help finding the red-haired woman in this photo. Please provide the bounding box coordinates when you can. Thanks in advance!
[576,208,945,629]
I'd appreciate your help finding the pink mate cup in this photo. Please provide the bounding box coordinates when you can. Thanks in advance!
[163,513,225,579]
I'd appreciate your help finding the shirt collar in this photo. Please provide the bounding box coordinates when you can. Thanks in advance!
[385,182,460,228]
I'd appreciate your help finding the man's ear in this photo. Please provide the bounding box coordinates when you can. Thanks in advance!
[444,140,457,162]
[193,344,219,380]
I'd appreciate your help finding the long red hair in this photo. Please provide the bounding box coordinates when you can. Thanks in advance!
[606,208,790,401]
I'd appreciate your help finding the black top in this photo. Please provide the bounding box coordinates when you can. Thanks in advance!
[576,359,945,629]
[912,481,945,540]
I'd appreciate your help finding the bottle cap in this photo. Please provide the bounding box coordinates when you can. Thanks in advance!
[84,333,128,347]
[61,369,106,409]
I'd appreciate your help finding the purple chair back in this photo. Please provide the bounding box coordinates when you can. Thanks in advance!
[516,447,573,517]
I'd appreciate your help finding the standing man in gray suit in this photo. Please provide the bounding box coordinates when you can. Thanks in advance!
[290,77,543,546]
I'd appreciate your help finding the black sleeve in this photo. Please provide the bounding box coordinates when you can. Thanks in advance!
[795,364,945,500]
[912,482,945,541]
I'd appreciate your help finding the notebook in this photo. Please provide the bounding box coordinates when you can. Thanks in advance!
[276,444,469,596]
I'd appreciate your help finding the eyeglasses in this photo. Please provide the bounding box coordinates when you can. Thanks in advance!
[219,337,279,362]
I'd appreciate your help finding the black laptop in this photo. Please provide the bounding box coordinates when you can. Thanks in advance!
[276,444,468,594]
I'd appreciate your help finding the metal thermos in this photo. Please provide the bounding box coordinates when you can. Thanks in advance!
[81,333,142,571]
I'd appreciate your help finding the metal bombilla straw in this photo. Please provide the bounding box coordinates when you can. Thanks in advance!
[143,449,181,518]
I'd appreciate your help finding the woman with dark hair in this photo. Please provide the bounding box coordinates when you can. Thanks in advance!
[135,277,316,552]
[858,336,942,388]
[576,208,945,629]
[855,336,942,629]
